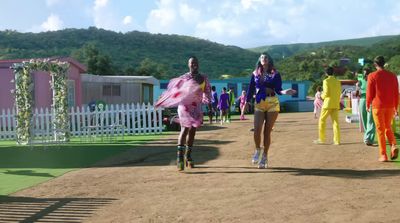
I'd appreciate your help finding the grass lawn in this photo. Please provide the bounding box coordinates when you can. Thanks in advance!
[0,134,164,195]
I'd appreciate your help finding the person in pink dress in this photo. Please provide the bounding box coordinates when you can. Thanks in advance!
[156,56,212,171]
[313,86,323,119]
[239,90,247,120]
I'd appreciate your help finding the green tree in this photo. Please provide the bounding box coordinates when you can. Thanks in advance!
[298,61,309,72]
[78,43,114,75]
[137,58,168,79]
[387,55,400,75]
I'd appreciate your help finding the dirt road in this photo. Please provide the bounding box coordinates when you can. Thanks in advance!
[4,112,400,223]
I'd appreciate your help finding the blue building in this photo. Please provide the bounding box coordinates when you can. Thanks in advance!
[153,77,312,112]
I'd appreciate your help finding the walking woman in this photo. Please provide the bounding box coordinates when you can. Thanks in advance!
[313,86,323,119]
[246,53,297,168]
[156,56,212,170]
[239,90,247,120]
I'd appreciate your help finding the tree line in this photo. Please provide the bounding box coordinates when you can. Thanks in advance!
[1,28,399,94]
[0,27,258,79]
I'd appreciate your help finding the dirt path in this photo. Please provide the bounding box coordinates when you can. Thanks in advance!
[4,112,400,223]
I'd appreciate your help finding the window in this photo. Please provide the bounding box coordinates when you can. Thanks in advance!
[103,85,112,96]
[112,85,121,96]
[142,84,153,104]
[103,84,121,97]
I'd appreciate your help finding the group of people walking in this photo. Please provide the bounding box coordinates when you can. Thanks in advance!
[208,86,249,124]
[313,55,399,162]
[208,86,240,124]
[156,54,399,171]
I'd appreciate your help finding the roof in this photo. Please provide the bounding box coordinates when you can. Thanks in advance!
[81,74,159,85]
[0,57,86,72]
[340,79,357,85]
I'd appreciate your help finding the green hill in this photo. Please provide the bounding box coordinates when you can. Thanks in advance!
[273,35,400,94]
[0,27,258,79]
[250,35,398,62]
[1,27,399,86]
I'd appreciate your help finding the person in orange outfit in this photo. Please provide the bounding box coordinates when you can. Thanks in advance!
[366,56,399,162]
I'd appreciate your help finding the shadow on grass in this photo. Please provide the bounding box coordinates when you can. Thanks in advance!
[0,138,232,169]
[3,170,55,178]
[0,195,115,223]
[98,143,227,168]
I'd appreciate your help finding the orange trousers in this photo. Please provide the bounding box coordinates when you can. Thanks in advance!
[372,108,396,156]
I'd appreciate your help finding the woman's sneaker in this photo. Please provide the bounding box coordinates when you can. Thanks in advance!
[252,149,261,164]
[258,154,268,169]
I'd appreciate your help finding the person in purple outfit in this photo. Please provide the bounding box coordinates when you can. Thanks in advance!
[156,56,212,171]
[218,87,230,125]
[246,53,297,169]
[209,86,219,123]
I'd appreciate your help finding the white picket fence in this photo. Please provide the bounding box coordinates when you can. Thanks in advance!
[0,103,164,140]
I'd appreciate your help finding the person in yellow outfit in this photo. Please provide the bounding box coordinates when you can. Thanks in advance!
[314,66,342,145]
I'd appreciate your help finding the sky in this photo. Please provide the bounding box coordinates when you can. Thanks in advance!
[1,0,400,48]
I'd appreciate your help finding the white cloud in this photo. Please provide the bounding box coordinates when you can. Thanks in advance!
[196,18,245,38]
[123,16,132,25]
[144,0,400,47]
[392,15,400,22]
[391,2,400,21]
[364,20,400,38]
[94,0,109,11]
[146,0,177,33]
[92,0,115,29]
[240,0,274,11]
[240,0,254,10]
[3,0,400,47]
[90,0,142,32]
[159,0,174,5]
[179,4,200,23]
[41,14,63,31]
[266,19,290,39]
[287,4,306,17]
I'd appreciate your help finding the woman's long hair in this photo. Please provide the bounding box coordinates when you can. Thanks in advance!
[255,52,275,75]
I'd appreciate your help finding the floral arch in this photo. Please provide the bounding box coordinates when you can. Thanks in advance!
[11,59,70,144]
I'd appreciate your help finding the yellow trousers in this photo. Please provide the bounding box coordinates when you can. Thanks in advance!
[319,108,340,144]
[372,108,396,156]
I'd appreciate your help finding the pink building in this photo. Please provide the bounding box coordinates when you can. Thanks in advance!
[0,57,86,110]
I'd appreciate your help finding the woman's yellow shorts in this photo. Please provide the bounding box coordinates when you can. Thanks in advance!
[254,96,280,112]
